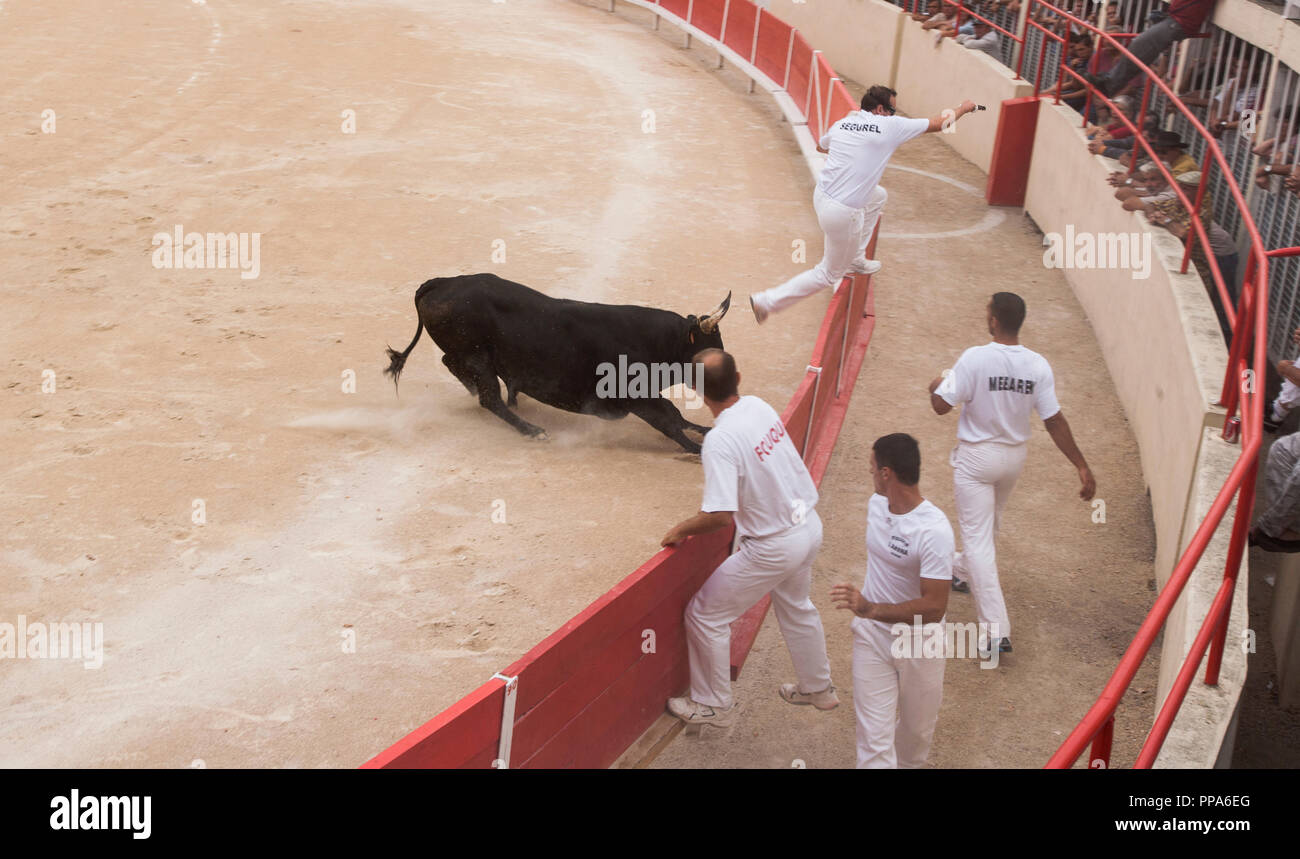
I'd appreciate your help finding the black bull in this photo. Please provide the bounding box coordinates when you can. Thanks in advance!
[383,274,732,453]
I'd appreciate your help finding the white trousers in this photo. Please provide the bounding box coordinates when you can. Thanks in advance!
[753,185,887,316]
[851,617,945,769]
[685,509,832,709]
[950,441,1027,644]
[1273,378,1300,423]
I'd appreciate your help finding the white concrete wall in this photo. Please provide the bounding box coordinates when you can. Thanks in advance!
[766,0,905,93]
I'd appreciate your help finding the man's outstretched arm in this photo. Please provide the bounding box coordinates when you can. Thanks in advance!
[926,100,978,133]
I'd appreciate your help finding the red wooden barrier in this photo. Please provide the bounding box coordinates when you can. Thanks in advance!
[809,53,838,142]
[787,32,814,117]
[721,0,758,61]
[689,0,726,40]
[753,10,793,84]
[660,0,690,19]
[827,80,857,131]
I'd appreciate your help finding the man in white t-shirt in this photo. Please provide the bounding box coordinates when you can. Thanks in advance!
[749,85,979,324]
[928,292,1095,656]
[830,433,954,768]
[661,349,836,727]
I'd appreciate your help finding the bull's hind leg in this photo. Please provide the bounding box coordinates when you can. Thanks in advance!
[630,398,701,454]
[442,354,478,396]
[463,354,547,440]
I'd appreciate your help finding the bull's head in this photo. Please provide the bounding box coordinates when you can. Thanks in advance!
[686,291,731,353]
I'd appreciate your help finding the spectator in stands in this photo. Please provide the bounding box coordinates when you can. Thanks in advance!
[1086,94,1135,144]
[922,2,959,44]
[1060,36,1095,112]
[1086,40,1141,109]
[1180,54,1269,139]
[1149,130,1198,176]
[956,18,1000,58]
[1249,418,1300,552]
[1087,0,1218,96]
[912,0,944,22]
[1145,172,1238,337]
[1266,327,1300,434]
[1114,161,1176,209]
[1104,1,1123,32]
[992,0,1021,20]
[1254,158,1299,191]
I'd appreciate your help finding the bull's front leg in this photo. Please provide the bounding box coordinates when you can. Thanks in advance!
[629,397,702,454]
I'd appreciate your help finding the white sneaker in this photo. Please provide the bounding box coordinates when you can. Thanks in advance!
[779,683,840,710]
[749,294,769,325]
[849,259,882,275]
[667,696,737,727]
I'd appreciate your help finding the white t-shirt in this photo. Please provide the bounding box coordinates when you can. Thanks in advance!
[860,493,954,627]
[700,396,819,539]
[818,111,930,209]
[936,342,1061,445]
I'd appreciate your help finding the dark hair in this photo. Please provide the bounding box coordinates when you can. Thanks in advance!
[693,348,739,402]
[873,433,921,486]
[861,85,898,114]
[990,291,1027,334]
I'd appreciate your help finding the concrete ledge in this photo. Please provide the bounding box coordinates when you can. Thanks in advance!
[1155,426,1249,768]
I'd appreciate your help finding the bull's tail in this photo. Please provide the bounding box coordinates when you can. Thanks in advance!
[383,315,424,393]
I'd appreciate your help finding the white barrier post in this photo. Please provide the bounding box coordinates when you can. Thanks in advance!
[748,8,761,93]
[491,672,519,769]
[685,0,694,47]
[802,366,823,460]
[837,278,856,399]
[783,28,796,89]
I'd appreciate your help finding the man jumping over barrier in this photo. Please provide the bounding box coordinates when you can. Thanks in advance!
[749,85,979,324]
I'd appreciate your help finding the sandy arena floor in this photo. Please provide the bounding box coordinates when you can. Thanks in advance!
[2,0,1156,768]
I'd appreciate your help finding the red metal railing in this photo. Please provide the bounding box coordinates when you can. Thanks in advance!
[1015,0,1272,768]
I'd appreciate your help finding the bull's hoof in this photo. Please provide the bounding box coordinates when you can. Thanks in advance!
[674,452,702,464]
[527,430,550,442]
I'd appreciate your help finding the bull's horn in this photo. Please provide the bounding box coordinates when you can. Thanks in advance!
[699,291,732,333]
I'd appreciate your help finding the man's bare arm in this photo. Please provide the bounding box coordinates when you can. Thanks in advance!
[928,375,954,415]
[926,100,977,133]
[830,577,950,625]
[661,510,733,547]
[1043,411,1096,500]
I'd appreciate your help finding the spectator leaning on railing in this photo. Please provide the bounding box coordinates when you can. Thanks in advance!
[1265,327,1300,434]
[1059,36,1094,112]
[1252,109,1300,192]
[1144,171,1239,338]
[1113,160,1176,210]
[911,0,944,23]
[956,18,1001,58]
[1249,412,1300,552]
[1087,0,1218,97]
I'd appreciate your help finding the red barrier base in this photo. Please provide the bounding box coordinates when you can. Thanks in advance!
[986,97,1041,207]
